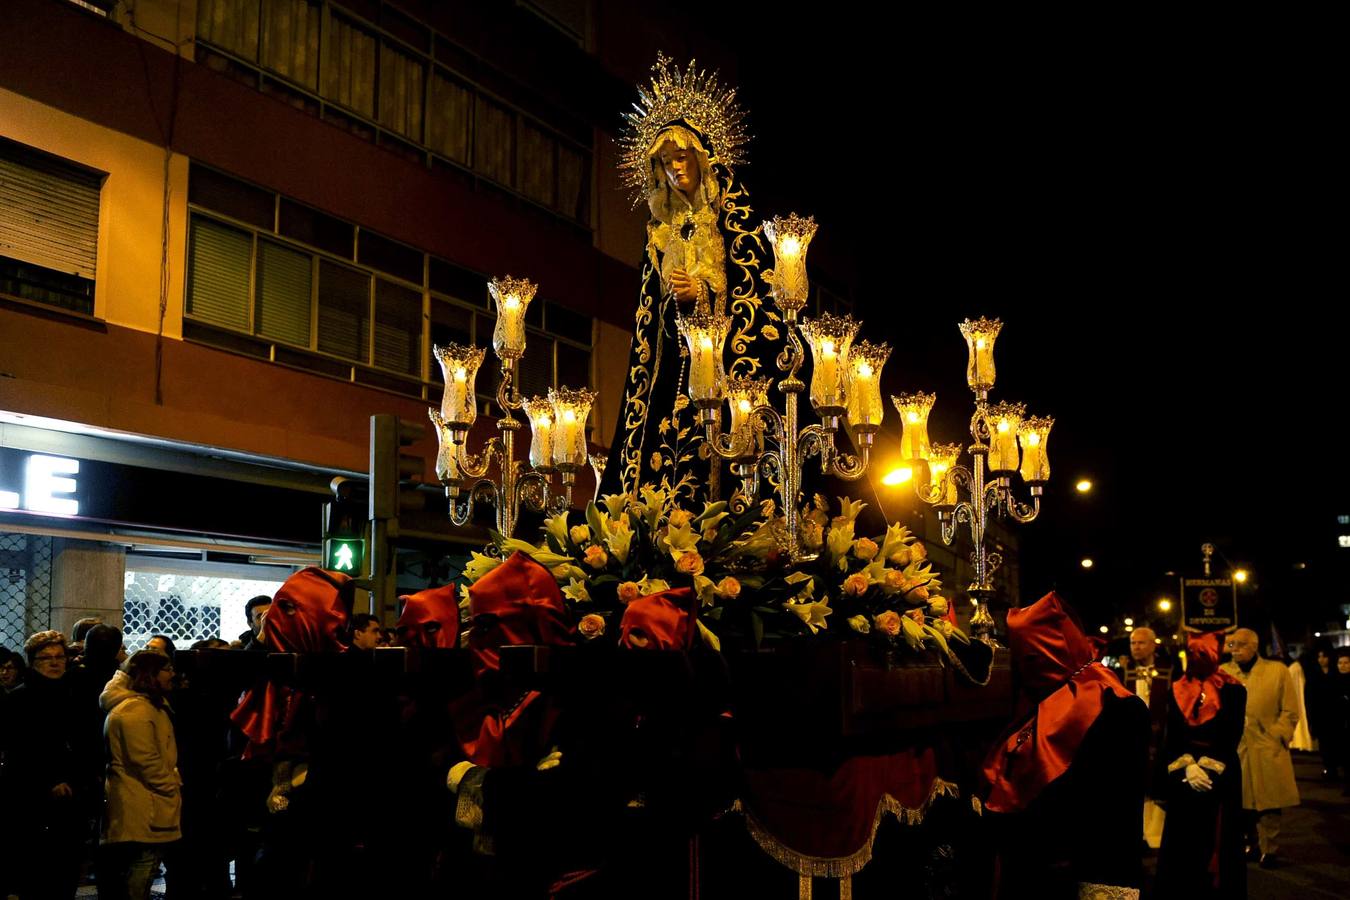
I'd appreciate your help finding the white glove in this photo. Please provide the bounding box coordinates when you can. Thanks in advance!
[1184,763,1213,792]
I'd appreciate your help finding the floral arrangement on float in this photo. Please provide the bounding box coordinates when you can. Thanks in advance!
[459,485,968,664]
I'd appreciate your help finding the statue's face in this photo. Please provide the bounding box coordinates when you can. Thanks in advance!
[659,142,701,196]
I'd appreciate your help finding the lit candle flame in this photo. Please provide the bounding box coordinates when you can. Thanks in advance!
[454,368,467,382]
[857,362,873,379]
[821,339,835,357]
[779,236,801,258]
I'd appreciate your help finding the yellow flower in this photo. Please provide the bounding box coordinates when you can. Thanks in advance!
[843,572,871,596]
[928,597,949,617]
[618,581,642,604]
[562,579,591,603]
[715,576,741,600]
[570,524,591,545]
[583,545,609,570]
[787,599,833,635]
[703,526,720,543]
[874,610,902,637]
[847,614,871,634]
[605,515,633,564]
[853,538,879,561]
[909,541,928,563]
[667,508,693,528]
[544,512,570,547]
[578,613,605,639]
[675,552,705,576]
[464,551,503,582]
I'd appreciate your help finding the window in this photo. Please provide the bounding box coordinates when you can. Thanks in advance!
[194,1,592,224]
[0,138,104,316]
[185,165,590,399]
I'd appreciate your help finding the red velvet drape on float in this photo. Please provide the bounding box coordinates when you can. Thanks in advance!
[737,749,953,877]
[982,591,1132,814]
[1172,631,1240,726]
[230,567,353,754]
[452,551,573,768]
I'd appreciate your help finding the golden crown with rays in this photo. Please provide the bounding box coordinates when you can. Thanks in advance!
[619,53,751,207]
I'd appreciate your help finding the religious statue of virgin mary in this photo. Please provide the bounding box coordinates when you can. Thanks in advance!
[597,55,786,507]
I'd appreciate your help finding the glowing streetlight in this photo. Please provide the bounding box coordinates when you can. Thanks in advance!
[882,466,913,486]
[1123,617,1134,626]
[1098,625,1109,634]
[1080,558,1094,569]
[1157,598,1173,612]
[1125,625,1134,633]
[1233,569,1249,584]
[1075,479,1093,493]
[1154,637,1162,644]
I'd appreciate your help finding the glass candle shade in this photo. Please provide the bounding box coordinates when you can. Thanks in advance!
[928,442,961,508]
[958,317,1002,390]
[891,391,936,462]
[798,313,860,415]
[428,409,462,485]
[549,386,596,468]
[725,376,771,458]
[845,340,891,431]
[1017,416,1054,484]
[522,395,555,470]
[763,213,818,312]
[434,342,486,428]
[985,401,1026,473]
[488,275,538,361]
[676,312,731,406]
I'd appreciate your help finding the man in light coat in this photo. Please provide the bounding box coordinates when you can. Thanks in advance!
[1222,627,1300,867]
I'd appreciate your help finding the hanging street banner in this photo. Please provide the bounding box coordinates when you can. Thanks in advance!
[1180,577,1238,632]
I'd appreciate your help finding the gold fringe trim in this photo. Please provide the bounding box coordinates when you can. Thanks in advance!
[839,876,852,900]
[732,778,961,878]
[798,874,812,900]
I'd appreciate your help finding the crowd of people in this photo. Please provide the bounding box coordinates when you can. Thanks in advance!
[3,576,1350,899]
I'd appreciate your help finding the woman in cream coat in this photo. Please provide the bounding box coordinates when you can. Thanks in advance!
[101,649,181,900]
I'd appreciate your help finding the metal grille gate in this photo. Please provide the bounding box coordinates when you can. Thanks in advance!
[0,532,54,652]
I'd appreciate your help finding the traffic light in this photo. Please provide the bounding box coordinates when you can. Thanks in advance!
[322,475,366,575]
[368,415,427,618]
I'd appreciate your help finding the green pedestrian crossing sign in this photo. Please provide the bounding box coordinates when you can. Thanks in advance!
[324,539,364,573]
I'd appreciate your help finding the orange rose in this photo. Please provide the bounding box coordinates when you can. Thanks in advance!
[928,597,949,617]
[578,614,605,639]
[703,526,720,543]
[888,547,912,567]
[618,581,641,604]
[583,545,609,570]
[884,569,910,592]
[874,610,902,637]
[906,584,930,603]
[853,537,879,561]
[905,608,925,625]
[716,576,742,599]
[675,552,704,576]
[843,572,870,596]
[909,541,928,562]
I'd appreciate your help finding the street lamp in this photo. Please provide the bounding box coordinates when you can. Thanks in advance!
[1157,598,1173,612]
[1081,558,1094,569]
[1075,479,1093,493]
[1234,569,1250,584]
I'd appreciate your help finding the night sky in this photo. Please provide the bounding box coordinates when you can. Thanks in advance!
[676,12,1343,635]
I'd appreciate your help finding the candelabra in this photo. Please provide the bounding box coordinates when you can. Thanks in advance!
[691,214,886,563]
[894,318,1054,643]
[428,276,597,544]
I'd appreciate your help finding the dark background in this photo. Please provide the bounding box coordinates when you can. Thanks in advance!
[673,9,1343,638]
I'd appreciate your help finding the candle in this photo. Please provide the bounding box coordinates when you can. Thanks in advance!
[726,376,771,457]
[488,275,538,360]
[799,313,860,414]
[676,312,731,406]
[522,396,555,469]
[846,340,891,430]
[549,386,597,468]
[958,317,1002,390]
[428,409,462,484]
[928,443,961,507]
[1018,416,1054,483]
[891,391,936,462]
[763,213,818,311]
[985,401,1026,473]
[433,343,485,427]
